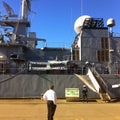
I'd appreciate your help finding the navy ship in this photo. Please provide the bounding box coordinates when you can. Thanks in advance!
[0,0,120,101]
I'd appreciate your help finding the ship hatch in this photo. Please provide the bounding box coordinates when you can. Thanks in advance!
[10,54,18,59]
[10,54,25,61]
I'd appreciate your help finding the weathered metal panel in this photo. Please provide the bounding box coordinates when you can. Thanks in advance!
[0,74,99,98]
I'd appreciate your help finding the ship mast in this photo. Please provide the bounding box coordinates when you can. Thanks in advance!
[21,0,31,21]
[80,0,83,15]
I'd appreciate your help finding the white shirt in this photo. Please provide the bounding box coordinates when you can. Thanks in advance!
[43,89,57,105]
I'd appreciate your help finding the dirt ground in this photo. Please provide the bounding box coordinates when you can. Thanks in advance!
[0,99,120,120]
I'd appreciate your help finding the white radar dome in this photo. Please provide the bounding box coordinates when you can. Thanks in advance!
[74,15,92,34]
[107,18,115,27]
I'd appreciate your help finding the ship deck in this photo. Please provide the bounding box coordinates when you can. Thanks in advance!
[0,99,120,120]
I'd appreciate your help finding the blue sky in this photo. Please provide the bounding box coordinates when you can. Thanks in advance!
[0,0,120,48]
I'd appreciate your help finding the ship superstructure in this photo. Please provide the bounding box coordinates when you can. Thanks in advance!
[0,1,120,100]
[72,15,111,73]
[0,0,37,73]
[72,15,120,100]
[0,0,69,74]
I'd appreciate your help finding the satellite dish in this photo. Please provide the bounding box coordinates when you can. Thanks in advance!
[74,15,92,34]
[107,18,115,27]
[107,18,115,36]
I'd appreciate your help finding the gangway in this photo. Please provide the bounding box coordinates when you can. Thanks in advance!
[75,68,111,101]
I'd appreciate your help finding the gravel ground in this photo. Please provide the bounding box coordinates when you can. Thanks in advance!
[0,99,120,120]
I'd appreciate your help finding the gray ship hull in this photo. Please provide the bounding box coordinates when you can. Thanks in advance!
[0,74,119,99]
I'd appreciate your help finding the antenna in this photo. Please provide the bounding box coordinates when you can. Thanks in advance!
[3,1,14,15]
[80,0,83,15]
[2,1,18,18]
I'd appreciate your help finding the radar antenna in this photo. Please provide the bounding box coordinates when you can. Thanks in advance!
[2,1,18,18]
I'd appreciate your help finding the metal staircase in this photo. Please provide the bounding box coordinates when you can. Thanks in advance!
[92,69,111,101]
[75,68,111,101]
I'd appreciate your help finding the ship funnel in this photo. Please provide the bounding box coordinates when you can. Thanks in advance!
[107,18,115,36]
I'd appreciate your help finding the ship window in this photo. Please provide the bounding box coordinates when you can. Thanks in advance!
[31,64,47,67]
[97,50,109,62]
[50,63,65,68]
[101,37,109,49]
[72,49,79,61]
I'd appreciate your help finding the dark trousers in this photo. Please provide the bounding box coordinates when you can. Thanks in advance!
[82,94,88,102]
[47,101,56,120]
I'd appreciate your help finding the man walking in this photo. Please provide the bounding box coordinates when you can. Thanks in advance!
[43,85,57,120]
